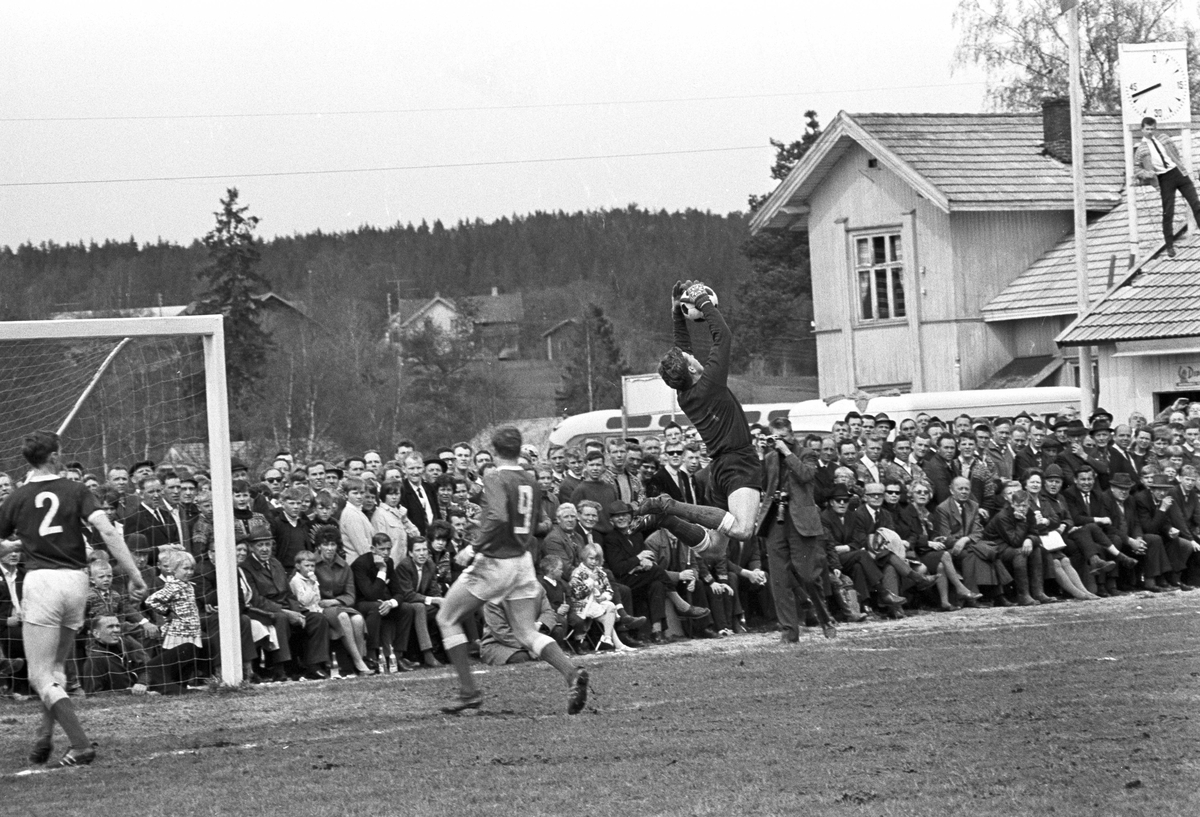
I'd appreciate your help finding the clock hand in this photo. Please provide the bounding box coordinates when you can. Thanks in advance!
[1131,83,1162,99]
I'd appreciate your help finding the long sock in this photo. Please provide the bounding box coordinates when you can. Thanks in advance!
[667,590,691,612]
[444,643,476,694]
[659,516,707,548]
[37,703,55,740]
[50,699,90,750]
[536,642,578,683]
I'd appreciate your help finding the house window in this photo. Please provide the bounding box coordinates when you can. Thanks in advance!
[854,232,905,321]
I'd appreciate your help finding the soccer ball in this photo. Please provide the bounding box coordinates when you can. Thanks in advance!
[681,285,718,321]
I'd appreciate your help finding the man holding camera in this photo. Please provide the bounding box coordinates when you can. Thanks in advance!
[754,417,838,642]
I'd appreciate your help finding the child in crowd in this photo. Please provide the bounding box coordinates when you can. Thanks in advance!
[291,549,371,677]
[144,550,202,694]
[568,544,633,653]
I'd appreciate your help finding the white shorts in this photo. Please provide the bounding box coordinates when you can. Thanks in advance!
[22,569,89,630]
[460,552,540,603]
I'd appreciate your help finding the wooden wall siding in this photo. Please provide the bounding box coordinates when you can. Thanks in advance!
[1099,350,1200,423]
[950,211,1073,317]
[917,322,964,392]
[852,322,913,388]
[955,320,1015,389]
[815,330,847,397]
[1010,316,1069,359]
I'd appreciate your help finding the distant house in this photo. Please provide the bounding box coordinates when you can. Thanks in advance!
[749,101,1161,398]
[50,291,316,335]
[387,287,525,359]
[541,318,579,361]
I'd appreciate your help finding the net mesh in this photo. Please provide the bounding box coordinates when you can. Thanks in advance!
[0,331,220,696]
[0,335,210,479]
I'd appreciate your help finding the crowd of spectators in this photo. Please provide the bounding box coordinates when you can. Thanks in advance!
[3,397,1200,699]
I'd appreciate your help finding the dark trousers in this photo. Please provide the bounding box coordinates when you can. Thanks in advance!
[355,601,413,661]
[764,517,832,636]
[837,548,884,602]
[1158,167,1200,246]
[616,566,668,624]
[265,610,331,669]
[149,643,198,695]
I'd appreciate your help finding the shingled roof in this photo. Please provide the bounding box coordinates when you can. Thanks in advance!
[985,129,1200,322]
[750,111,1127,233]
[982,185,1183,321]
[1057,233,1200,345]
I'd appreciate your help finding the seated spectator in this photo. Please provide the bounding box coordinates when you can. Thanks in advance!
[80,615,149,696]
[886,480,977,610]
[568,544,634,653]
[538,555,588,649]
[192,534,257,680]
[479,587,560,666]
[313,533,372,674]
[541,503,584,573]
[824,485,904,614]
[934,477,1010,604]
[85,557,157,651]
[144,550,203,693]
[394,540,446,668]
[292,549,371,677]
[350,533,419,673]
[426,520,459,594]
[983,490,1042,606]
[241,521,332,681]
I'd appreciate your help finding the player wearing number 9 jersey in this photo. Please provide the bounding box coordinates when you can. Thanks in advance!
[435,426,588,716]
[0,430,146,769]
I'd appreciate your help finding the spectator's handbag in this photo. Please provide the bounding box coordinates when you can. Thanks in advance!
[832,573,862,620]
[1040,531,1067,552]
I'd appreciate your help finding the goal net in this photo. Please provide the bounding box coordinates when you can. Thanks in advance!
[0,316,240,687]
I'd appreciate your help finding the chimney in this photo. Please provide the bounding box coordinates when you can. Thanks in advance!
[1042,96,1071,164]
[491,286,499,297]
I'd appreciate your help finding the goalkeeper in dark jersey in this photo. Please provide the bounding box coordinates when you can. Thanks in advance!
[640,281,763,554]
[435,426,588,715]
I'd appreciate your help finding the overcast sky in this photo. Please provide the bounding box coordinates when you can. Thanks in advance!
[2,1,990,249]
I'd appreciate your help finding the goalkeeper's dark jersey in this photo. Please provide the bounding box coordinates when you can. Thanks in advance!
[673,299,753,460]
[475,466,542,560]
[0,474,101,571]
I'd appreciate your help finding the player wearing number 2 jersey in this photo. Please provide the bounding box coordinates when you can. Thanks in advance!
[0,430,147,769]
[435,426,589,715]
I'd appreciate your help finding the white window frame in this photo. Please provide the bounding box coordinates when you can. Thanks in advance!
[852,230,906,324]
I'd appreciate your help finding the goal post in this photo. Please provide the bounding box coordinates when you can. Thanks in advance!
[0,315,241,686]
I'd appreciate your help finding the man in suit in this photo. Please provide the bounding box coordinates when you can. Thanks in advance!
[241,524,331,680]
[933,477,990,602]
[123,476,181,563]
[1134,115,1200,257]
[399,453,438,536]
[822,485,903,613]
[754,418,838,641]
[395,540,445,668]
[645,443,691,502]
[1094,421,1140,490]
[923,435,959,506]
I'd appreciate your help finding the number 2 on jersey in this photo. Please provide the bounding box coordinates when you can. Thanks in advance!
[513,485,534,534]
[35,491,64,537]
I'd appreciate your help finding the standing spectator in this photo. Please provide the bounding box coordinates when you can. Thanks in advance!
[400,454,438,535]
[271,487,312,571]
[338,477,375,560]
[124,476,181,563]
[570,452,619,534]
[144,550,202,694]
[375,479,422,563]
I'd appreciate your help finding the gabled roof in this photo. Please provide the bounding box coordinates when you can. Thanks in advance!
[540,318,578,338]
[751,111,1126,233]
[985,129,1200,322]
[392,291,524,331]
[49,305,190,320]
[1057,229,1200,345]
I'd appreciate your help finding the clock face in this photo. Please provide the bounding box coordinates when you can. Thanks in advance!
[1121,48,1190,125]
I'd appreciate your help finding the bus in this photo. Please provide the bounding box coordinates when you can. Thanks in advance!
[545,386,1083,451]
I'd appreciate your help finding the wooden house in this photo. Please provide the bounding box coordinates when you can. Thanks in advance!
[388,287,525,359]
[750,102,1133,398]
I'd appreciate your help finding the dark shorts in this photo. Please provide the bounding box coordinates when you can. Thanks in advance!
[706,447,764,510]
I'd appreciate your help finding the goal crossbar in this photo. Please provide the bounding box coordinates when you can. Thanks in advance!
[0,315,241,686]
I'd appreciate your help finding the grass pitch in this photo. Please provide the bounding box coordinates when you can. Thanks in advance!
[3,592,1198,816]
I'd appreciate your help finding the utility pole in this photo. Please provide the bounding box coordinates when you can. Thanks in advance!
[1066,0,1095,418]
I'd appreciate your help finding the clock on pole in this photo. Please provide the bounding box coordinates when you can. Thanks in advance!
[1119,42,1190,126]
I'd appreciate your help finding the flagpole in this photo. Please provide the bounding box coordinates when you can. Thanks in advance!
[1066,0,1095,418]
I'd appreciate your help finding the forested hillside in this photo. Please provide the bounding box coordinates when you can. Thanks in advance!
[0,206,753,330]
